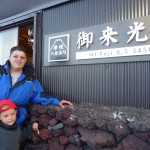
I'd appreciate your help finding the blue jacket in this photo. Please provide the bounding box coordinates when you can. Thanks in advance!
[0,61,60,125]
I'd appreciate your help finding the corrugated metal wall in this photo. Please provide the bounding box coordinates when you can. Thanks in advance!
[34,12,43,83]
[41,0,150,108]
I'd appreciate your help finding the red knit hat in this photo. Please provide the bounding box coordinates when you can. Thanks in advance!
[0,100,17,112]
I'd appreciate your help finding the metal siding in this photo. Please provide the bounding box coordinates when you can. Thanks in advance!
[42,0,150,108]
[34,12,43,82]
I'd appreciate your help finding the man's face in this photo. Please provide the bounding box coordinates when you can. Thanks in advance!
[0,109,17,125]
[9,50,27,71]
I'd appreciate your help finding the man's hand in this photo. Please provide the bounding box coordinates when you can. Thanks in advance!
[59,100,73,108]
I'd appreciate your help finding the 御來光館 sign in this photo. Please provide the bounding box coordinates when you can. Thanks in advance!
[44,15,150,66]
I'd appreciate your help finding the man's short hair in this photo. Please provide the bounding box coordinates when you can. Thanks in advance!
[10,46,27,55]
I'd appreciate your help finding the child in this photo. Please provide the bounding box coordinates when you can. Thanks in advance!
[0,99,39,150]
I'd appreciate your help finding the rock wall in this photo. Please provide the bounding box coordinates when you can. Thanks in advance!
[22,104,150,150]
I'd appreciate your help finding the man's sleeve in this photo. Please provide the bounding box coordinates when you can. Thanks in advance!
[30,80,60,106]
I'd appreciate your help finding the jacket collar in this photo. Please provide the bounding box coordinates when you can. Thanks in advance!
[0,120,18,130]
[4,60,35,78]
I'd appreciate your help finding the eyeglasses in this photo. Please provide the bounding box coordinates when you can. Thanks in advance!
[11,55,27,60]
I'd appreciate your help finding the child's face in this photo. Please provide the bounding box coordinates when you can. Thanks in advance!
[0,109,17,125]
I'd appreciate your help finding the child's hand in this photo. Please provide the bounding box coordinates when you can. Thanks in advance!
[32,122,38,131]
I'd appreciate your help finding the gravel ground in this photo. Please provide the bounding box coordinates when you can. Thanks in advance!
[73,103,150,129]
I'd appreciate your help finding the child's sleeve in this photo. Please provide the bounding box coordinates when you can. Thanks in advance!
[20,125,33,142]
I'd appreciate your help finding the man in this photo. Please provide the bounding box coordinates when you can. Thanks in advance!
[0,46,72,125]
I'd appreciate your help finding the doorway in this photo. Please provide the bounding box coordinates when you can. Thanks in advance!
[0,15,42,80]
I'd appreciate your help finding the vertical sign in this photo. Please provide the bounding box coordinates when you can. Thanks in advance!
[48,34,70,62]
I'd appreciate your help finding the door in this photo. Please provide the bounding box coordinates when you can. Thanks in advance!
[0,27,18,65]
